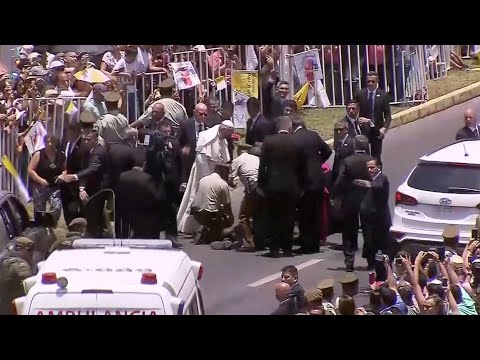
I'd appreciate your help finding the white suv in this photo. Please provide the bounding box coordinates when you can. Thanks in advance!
[390,138,480,252]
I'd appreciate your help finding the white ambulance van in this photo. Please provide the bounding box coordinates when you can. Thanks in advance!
[12,239,205,315]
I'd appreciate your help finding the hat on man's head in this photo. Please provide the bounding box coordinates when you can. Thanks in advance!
[317,278,335,290]
[27,66,49,78]
[338,271,359,285]
[158,77,175,89]
[451,255,464,267]
[305,288,323,303]
[28,52,42,61]
[93,83,108,93]
[14,236,34,250]
[102,90,121,103]
[220,120,234,129]
[68,218,87,232]
[443,225,459,240]
[80,111,96,124]
[49,60,65,70]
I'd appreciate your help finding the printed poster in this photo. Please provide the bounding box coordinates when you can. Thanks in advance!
[169,61,201,90]
[231,70,259,129]
[24,121,47,156]
[293,49,323,85]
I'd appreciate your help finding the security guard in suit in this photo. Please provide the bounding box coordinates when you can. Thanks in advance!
[152,119,183,245]
[332,135,371,272]
[117,121,182,248]
[0,237,34,315]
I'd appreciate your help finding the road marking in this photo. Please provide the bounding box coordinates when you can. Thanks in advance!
[247,258,324,288]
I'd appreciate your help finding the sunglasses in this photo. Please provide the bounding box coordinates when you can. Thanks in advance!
[198,113,208,117]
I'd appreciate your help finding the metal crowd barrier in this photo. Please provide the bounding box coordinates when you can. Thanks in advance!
[281,45,430,108]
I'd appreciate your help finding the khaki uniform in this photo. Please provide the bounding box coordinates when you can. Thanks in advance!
[0,248,33,315]
[96,111,129,145]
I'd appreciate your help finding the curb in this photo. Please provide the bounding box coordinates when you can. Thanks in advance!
[325,81,480,147]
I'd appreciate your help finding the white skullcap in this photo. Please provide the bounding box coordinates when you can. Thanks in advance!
[220,120,234,129]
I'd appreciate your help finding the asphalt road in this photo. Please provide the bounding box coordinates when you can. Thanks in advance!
[180,98,480,315]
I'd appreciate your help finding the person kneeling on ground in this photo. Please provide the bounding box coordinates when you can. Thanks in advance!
[48,218,87,255]
[190,163,237,249]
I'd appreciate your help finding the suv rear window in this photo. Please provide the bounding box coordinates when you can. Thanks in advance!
[408,163,480,193]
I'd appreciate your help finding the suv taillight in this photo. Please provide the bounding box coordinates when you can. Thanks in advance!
[395,191,418,206]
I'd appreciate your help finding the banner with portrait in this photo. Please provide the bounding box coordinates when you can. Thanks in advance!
[231,70,259,129]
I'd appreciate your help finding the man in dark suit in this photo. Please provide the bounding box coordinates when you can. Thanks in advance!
[262,69,290,121]
[343,99,380,141]
[59,122,85,226]
[177,103,209,185]
[291,115,332,253]
[355,71,392,164]
[332,135,371,272]
[331,120,354,184]
[258,116,305,258]
[355,157,393,269]
[245,97,276,146]
[455,108,479,140]
[116,132,169,240]
[107,128,146,238]
[65,129,110,237]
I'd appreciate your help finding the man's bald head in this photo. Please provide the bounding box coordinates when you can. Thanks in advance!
[275,282,291,302]
[152,102,165,121]
[464,108,477,128]
[194,103,208,123]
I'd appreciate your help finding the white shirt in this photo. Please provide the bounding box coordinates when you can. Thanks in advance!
[136,47,152,73]
[294,126,303,133]
[112,58,142,94]
[194,120,205,140]
[192,172,231,212]
[347,116,361,135]
[230,152,259,192]
[372,170,382,182]
[65,136,81,160]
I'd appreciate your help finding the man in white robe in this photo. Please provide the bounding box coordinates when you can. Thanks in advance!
[177,120,234,234]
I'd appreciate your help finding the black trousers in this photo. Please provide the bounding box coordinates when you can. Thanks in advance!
[253,194,268,250]
[265,193,297,252]
[370,138,383,165]
[342,205,366,269]
[362,217,393,266]
[298,190,324,252]
[60,185,81,226]
[84,191,106,238]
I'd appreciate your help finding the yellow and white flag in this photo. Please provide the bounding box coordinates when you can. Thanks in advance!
[1,155,30,204]
[294,82,309,110]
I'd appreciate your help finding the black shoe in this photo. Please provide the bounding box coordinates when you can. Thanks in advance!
[262,250,280,258]
[237,246,255,253]
[171,240,183,249]
[283,250,294,257]
[346,266,354,272]
[255,246,266,252]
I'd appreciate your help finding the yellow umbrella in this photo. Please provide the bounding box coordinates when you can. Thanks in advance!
[74,68,110,84]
